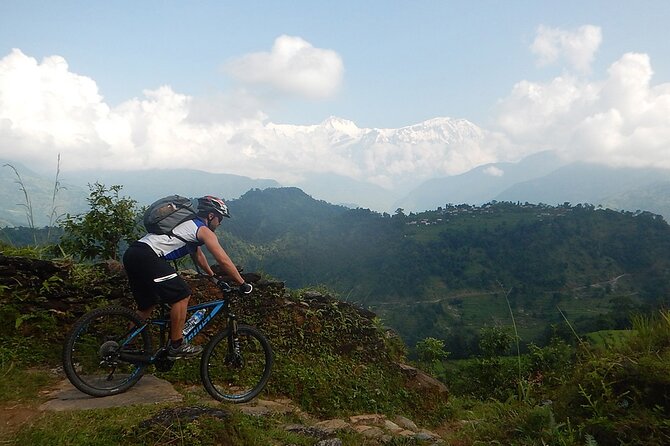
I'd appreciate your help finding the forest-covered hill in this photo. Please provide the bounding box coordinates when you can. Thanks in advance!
[221,188,670,355]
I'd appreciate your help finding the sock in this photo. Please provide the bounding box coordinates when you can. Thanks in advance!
[170,338,184,349]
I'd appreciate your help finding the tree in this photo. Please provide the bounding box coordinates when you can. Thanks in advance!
[59,183,142,261]
[478,326,514,357]
[416,337,449,374]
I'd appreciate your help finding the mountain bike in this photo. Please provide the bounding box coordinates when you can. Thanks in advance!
[62,278,273,403]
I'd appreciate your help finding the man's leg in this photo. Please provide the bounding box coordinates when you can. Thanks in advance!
[167,296,203,359]
[137,305,155,321]
[170,296,189,341]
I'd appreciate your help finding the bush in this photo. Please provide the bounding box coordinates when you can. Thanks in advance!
[59,183,142,261]
[552,311,670,445]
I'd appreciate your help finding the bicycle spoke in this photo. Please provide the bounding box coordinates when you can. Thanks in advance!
[201,325,272,403]
[63,306,152,397]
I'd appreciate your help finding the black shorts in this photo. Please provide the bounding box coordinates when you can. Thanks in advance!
[122,241,191,310]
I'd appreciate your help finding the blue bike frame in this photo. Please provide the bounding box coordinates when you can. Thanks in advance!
[121,298,233,365]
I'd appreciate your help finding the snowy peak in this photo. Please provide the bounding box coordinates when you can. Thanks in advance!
[381,117,483,144]
[314,115,484,145]
[267,116,485,147]
[260,115,490,196]
[320,116,360,135]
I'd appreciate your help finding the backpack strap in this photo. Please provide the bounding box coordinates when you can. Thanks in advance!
[168,217,206,245]
[167,232,190,244]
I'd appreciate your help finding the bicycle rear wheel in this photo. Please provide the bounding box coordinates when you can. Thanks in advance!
[200,324,273,403]
[63,306,152,397]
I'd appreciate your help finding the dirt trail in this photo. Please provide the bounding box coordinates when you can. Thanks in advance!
[2,374,445,445]
[40,375,183,411]
[1,374,182,439]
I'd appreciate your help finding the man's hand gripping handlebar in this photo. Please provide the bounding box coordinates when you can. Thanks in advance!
[206,275,253,294]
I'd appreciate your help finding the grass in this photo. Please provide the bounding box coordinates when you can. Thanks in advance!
[1,378,414,446]
[450,286,629,343]
[0,367,58,402]
[585,329,633,350]
[0,361,580,446]
[10,406,155,446]
[439,397,584,446]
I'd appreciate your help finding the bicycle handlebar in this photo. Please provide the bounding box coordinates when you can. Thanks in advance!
[202,275,253,294]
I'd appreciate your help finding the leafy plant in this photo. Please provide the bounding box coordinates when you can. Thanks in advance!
[550,310,670,445]
[46,153,66,242]
[3,155,66,248]
[415,337,449,374]
[478,325,514,357]
[59,183,142,261]
[3,163,36,244]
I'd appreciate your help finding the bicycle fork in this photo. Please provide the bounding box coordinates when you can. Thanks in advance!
[227,313,243,367]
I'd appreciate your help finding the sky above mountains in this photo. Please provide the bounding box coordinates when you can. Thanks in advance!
[1,1,669,190]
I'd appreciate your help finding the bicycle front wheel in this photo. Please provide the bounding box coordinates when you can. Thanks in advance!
[201,324,273,403]
[63,306,152,397]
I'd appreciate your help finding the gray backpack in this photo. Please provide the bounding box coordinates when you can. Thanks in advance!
[143,195,198,238]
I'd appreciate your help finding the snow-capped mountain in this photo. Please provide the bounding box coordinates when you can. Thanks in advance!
[0,116,498,223]
[374,117,485,144]
[264,116,495,195]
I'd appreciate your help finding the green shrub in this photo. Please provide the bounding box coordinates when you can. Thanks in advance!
[59,183,142,261]
[270,353,409,417]
[446,398,584,446]
[552,311,670,445]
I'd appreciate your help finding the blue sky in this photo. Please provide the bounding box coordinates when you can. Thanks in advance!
[1,1,669,189]
[2,1,668,128]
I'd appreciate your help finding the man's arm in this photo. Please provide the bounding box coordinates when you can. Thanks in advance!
[190,247,215,276]
[197,227,245,285]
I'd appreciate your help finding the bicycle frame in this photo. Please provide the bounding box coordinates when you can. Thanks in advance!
[120,297,236,366]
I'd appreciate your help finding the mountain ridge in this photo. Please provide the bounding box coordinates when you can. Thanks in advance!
[495,162,670,206]
[3,142,670,226]
[394,150,567,211]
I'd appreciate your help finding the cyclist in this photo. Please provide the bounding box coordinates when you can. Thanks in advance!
[122,195,252,359]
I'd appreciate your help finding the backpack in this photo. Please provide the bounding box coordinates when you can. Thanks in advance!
[143,195,198,237]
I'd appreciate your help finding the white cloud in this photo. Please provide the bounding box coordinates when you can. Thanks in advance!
[0,49,110,164]
[531,25,602,73]
[224,35,344,99]
[496,50,670,169]
[0,47,499,191]
[0,49,357,184]
[484,166,504,177]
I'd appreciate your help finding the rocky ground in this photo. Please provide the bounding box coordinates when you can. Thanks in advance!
[0,371,446,445]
